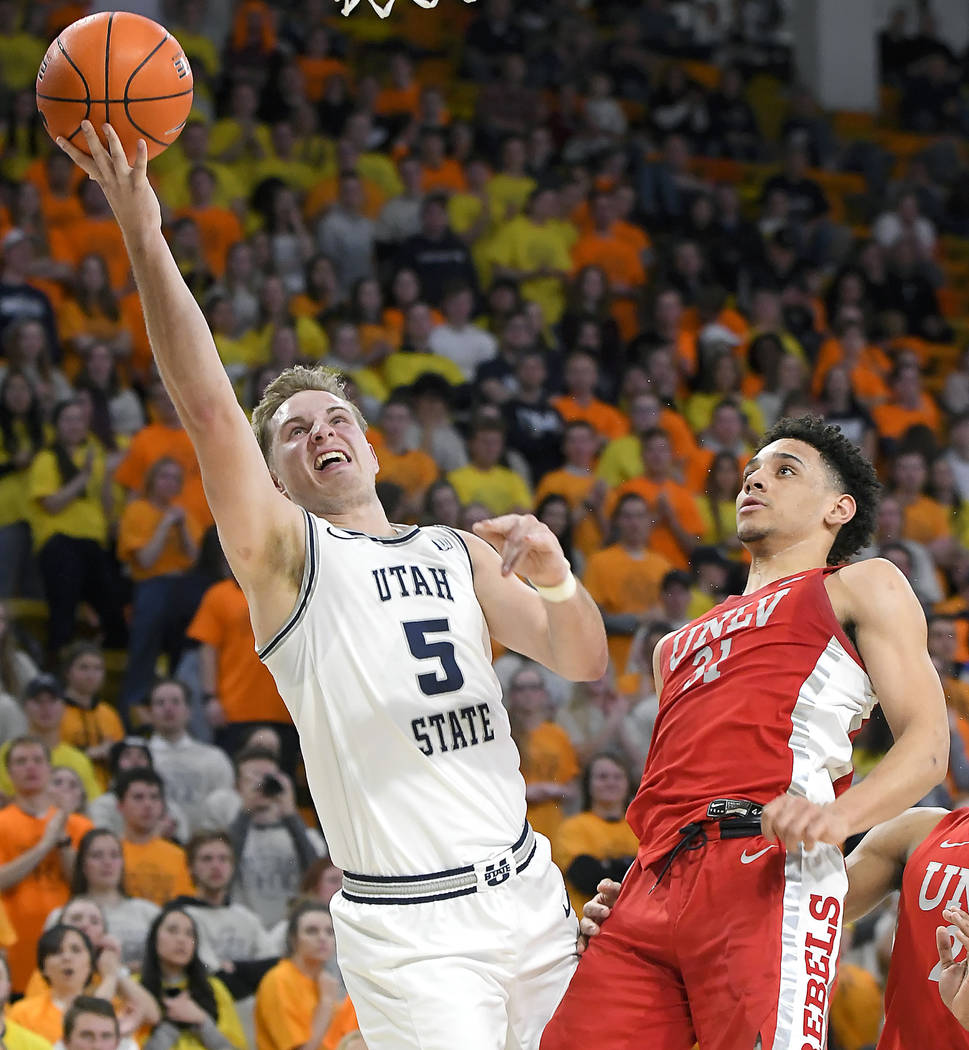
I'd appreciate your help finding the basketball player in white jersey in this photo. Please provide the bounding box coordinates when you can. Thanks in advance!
[58,123,608,1050]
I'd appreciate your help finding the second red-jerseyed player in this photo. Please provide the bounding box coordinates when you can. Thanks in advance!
[879,807,969,1049]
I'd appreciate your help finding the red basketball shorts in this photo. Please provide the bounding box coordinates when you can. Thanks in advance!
[540,827,847,1050]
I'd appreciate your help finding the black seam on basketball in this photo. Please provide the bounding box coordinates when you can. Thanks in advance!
[55,36,91,140]
[122,30,173,145]
[38,90,194,104]
[104,12,114,126]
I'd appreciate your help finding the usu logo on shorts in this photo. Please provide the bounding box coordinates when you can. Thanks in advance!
[485,859,511,886]
[475,849,514,891]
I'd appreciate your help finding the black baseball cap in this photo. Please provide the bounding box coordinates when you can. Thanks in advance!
[24,674,63,700]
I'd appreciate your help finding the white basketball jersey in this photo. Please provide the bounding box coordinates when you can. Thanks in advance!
[259,510,527,876]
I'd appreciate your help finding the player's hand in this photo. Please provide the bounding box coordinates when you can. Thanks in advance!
[55,120,161,239]
[761,794,850,852]
[940,907,969,1029]
[473,513,571,585]
[576,878,622,956]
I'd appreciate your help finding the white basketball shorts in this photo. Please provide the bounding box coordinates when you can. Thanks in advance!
[330,831,579,1050]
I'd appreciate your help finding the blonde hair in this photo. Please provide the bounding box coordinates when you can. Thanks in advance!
[250,365,368,465]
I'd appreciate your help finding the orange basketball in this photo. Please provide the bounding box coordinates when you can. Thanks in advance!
[36,11,193,162]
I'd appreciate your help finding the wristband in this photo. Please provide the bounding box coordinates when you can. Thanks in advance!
[531,572,577,603]
[56,836,72,848]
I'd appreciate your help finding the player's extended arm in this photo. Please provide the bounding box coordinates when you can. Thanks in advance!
[844,807,947,921]
[763,559,949,851]
[463,515,608,682]
[56,124,302,602]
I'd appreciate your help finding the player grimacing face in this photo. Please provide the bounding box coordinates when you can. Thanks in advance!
[270,390,379,516]
[736,439,855,558]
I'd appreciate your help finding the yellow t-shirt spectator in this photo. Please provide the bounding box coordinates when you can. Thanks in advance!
[3,1020,52,1050]
[28,443,108,550]
[382,350,464,391]
[448,465,532,516]
[489,215,573,327]
[486,173,537,220]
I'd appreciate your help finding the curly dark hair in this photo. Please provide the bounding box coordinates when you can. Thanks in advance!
[756,415,880,564]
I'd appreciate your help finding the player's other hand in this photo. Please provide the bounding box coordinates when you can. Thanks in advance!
[55,121,161,239]
[473,513,571,585]
[576,878,622,956]
[940,907,969,1029]
[761,794,849,853]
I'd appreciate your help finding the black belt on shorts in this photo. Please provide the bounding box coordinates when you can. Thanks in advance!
[341,822,536,906]
[649,798,764,893]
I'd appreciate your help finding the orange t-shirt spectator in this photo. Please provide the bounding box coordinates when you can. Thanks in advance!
[0,737,93,991]
[571,190,647,341]
[582,493,674,674]
[49,181,130,291]
[115,381,212,528]
[187,578,291,728]
[117,769,194,906]
[371,398,440,520]
[605,429,705,569]
[255,902,359,1050]
[174,167,244,278]
[871,362,942,441]
[551,352,629,444]
[375,53,420,117]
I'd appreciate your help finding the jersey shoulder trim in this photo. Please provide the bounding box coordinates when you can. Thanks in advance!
[325,523,421,545]
[257,508,320,661]
[439,526,474,578]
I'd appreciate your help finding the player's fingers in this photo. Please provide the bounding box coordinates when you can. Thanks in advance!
[760,796,792,843]
[78,120,110,167]
[473,515,519,539]
[101,122,130,170]
[133,138,149,180]
[582,901,610,924]
[499,525,530,575]
[54,134,97,177]
[940,924,956,966]
[944,909,969,951]
[596,878,622,905]
[578,917,600,938]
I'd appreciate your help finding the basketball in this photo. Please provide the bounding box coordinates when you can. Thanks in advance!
[36,11,193,162]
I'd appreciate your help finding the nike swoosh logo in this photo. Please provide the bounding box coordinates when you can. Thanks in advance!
[740,845,776,864]
[563,894,571,917]
[940,841,969,848]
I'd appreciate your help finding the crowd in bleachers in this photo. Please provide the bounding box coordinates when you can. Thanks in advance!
[2,0,969,1047]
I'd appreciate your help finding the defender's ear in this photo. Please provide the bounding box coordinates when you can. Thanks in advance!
[826,492,856,528]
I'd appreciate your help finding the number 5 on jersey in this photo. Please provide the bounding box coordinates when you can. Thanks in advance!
[403,618,465,696]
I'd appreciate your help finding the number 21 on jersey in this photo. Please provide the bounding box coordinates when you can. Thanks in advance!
[681,638,733,693]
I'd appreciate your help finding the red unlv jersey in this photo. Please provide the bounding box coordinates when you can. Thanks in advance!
[626,568,876,866]
[880,808,969,1050]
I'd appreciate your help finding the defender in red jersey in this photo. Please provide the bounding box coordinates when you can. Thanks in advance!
[541,417,949,1050]
[846,806,969,1048]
